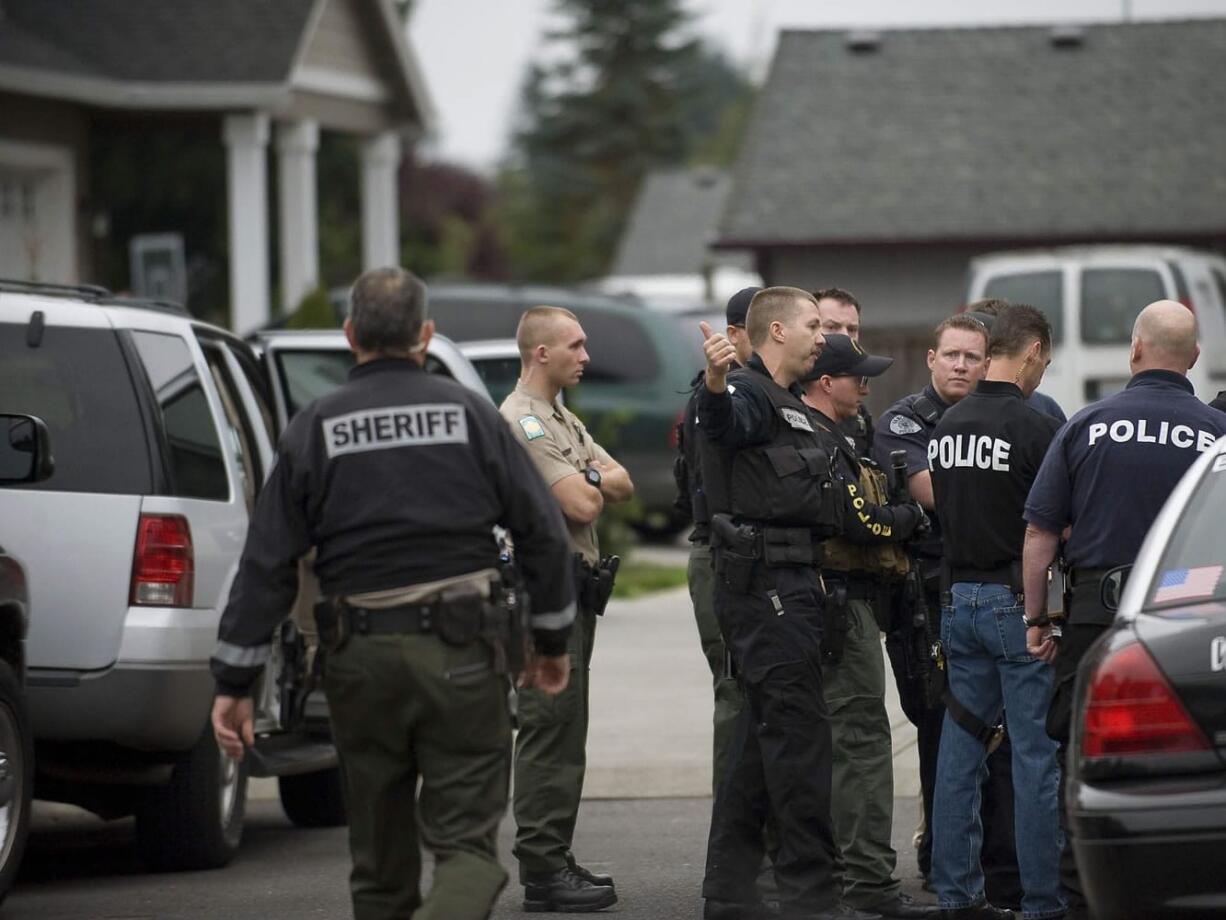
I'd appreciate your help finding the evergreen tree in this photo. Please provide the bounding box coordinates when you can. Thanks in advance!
[503,0,748,282]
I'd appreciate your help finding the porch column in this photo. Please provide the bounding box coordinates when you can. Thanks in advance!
[276,119,320,314]
[223,112,271,334]
[360,130,401,270]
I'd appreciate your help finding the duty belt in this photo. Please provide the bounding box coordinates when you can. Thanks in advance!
[343,601,440,635]
[1068,567,1112,588]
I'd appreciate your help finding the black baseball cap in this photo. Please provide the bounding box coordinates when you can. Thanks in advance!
[801,334,893,382]
[725,286,761,328]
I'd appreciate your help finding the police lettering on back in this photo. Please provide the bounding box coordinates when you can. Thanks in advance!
[928,434,1011,472]
[1086,418,1217,451]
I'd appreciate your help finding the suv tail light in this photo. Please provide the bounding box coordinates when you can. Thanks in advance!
[1081,639,1209,759]
[130,514,194,607]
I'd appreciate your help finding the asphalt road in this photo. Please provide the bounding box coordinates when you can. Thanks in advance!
[9,795,926,919]
[7,579,931,917]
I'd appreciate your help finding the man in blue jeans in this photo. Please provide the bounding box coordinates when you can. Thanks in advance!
[927,305,1065,920]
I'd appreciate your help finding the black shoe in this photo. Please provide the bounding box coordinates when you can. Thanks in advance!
[864,893,939,918]
[940,904,1015,920]
[797,905,882,920]
[705,899,774,920]
[566,853,614,888]
[523,866,619,912]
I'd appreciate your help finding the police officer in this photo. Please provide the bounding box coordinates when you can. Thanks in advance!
[929,305,1064,920]
[873,314,989,886]
[814,287,875,457]
[210,268,575,920]
[1021,298,1226,919]
[799,335,934,920]
[677,286,758,794]
[696,287,846,920]
[500,305,634,913]
[963,300,1066,423]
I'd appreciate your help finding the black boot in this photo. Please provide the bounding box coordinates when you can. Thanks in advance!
[523,866,619,912]
[566,853,615,888]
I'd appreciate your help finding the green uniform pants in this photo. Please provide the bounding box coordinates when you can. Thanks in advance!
[513,605,597,880]
[687,541,746,794]
[325,632,511,920]
[820,597,900,909]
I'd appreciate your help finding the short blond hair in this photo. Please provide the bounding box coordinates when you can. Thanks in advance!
[746,287,818,348]
[516,306,579,362]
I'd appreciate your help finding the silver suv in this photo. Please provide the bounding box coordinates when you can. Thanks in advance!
[0,281,327,870]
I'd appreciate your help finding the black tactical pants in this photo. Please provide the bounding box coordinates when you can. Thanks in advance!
[702,561,839,916]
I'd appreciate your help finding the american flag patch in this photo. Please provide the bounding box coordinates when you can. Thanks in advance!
[1153,566,1224,604]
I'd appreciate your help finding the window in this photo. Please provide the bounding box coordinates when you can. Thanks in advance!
[0,321,151,494]
[274,349,355,419]
[1080,268,1166,345]
[982,271,1064,345]
[470,355,522,406]
[1146,454,1226,611]
[202,343,260,512]
[131,331,228,500]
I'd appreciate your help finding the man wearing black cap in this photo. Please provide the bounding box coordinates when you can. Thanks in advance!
[801,335,937,920]
[676,286,758,794]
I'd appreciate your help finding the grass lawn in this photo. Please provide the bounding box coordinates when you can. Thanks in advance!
[611,559,689,599]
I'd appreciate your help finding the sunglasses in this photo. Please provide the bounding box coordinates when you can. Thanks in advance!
[834,374,870,388]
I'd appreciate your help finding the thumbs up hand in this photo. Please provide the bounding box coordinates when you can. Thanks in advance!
[700,321,737,390]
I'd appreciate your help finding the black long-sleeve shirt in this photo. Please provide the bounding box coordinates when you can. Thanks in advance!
[211,358,575,694]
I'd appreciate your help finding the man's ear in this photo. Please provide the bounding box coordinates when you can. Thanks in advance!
[410,319,435,359]
[926,348,936,371]
[1129,336,1142,366]
[770,320,786,344]
[343,317,358,355]
[533,342,549,364]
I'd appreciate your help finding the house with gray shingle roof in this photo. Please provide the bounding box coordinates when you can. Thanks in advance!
[0,0,432,331]
[716,18,1226,372]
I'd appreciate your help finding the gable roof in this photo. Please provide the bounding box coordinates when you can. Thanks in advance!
[717,19,1226,248]
[611,168,752,276]
[0,0,432,126]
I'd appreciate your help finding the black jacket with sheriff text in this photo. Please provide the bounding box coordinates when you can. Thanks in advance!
[211,358,575,694]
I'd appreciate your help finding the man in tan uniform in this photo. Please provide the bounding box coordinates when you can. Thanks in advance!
[500,305,634,913]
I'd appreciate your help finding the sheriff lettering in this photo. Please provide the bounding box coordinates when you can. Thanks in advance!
[324,403,468,458]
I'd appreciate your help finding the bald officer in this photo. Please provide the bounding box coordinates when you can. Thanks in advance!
[500,306,635,913]
[1022,299,1226,919]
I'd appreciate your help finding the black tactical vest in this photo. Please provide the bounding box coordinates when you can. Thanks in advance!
[729,371,840,534]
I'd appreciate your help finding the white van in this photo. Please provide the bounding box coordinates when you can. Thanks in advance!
[966,245,1226,414]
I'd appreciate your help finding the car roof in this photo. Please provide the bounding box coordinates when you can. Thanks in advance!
[970,244,1219,268]
[457,338,519,359]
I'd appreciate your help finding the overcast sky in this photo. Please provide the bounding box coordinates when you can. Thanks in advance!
[407,0,1226,172]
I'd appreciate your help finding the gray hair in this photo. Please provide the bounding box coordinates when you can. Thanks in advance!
[348,267,428,353]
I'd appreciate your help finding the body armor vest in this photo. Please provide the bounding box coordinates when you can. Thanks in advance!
[729,370,840,534]
[823,460,911,580]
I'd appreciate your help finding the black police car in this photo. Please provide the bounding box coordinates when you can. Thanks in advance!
[1068,434,1226,920]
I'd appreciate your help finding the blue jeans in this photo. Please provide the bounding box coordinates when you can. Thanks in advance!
[932,583,1065,919]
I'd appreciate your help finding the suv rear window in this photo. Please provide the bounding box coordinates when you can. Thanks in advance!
[0,321,152,494]
[981,271,1064,345]
[1081,268,1166,345]
[430,298,660,383]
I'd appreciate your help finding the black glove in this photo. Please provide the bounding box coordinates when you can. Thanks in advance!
[892,501,928,540]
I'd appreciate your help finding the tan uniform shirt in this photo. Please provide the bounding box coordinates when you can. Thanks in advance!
[500,384,613,565]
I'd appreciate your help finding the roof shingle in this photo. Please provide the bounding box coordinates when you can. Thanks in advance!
[719,20,1226,245]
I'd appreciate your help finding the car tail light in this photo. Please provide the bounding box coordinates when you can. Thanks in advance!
[1081,639,1209,759]
[130,514,194,607]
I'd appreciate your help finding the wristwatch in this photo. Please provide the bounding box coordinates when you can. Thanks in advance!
[1022,612,1051,629]
[584,467,602,489]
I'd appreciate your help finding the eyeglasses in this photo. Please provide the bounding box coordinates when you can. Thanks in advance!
[835,374,870,388]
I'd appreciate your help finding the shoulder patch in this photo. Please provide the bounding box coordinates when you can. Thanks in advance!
[889,414,922,435]
[518,415,547,441]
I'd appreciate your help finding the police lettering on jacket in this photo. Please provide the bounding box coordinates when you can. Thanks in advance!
[1025,369,1226,571]
[929,380,1060,573]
